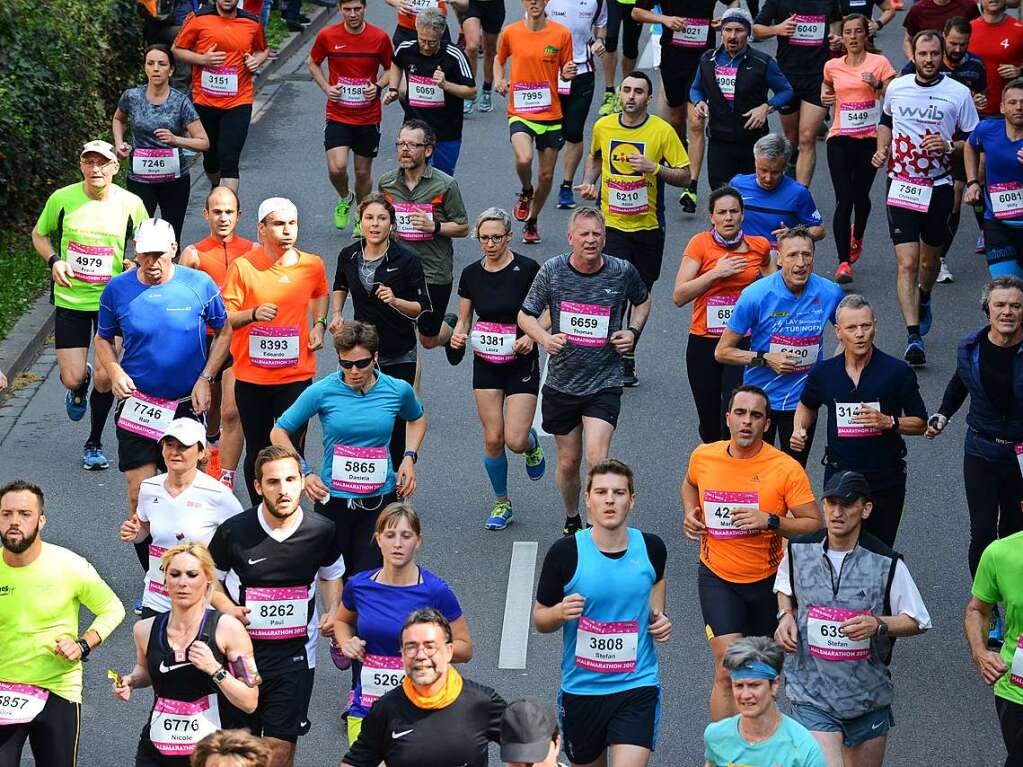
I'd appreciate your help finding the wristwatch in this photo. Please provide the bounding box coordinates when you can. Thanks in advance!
[47,254,60,269]
[404,450,418,464]
[211,666,229,684]
[875,618,889,638]
[750,351,767,368]
[77,639,92,661]
[767,514,780,531]
[776,608,793,620]
[199,373,215,384]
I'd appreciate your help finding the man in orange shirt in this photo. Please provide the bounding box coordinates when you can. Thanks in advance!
[494,0,575,243]
[222,198,329,503]
[172,0,269,192]
[682,385,821,721]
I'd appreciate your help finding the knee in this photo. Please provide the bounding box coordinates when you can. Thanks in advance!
[60,369,85,390]
[354,167,372,185]
[506,434,529,453]
[557,450,582,474]
[537,165,555,185]
[798,129,817,150]
[221,403,240,428]
[484,437,505,455]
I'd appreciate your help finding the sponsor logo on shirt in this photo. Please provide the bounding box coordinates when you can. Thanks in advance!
[609,139,647,177]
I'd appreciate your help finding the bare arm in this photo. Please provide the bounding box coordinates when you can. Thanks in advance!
[450,615,473,662]
[714,328,756,366]
[778,501,823,538]
[901,31,912,62]
[966,597,1009,685]
[672,255,722,307]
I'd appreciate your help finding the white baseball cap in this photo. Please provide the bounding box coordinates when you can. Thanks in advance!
[134,219,176,254]
[159,418,208,448]
[258,197,298,223]
[81,140,117,161]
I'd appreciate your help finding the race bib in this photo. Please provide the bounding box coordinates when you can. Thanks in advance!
[394,202,435,241]
[706,294,738,336]
[249,325,300,368]
[408,75,444,108]
[1016,443,1023,476]
[147,544,169,597]
[887,175,933,212]
[406,0,438,14]
[471,321,517,363]
[703,490,759,539]
[132,148,181,181]
[607,179,649,215]
[331,445,388,494]
[359,654,404,704]
[990,182,1023,220]
[200,66,239,98]
[559,301,611,346]
[0,683,49,726]
[839,100,878,136]
[117,392,178,441]
[66,241,115,284]
[807,605,871,661]
[836,401,882,438]
[1012,635,1023,687]
[149,695,221,756]
[245,585,308,640]
[557,76,572,96]
[671,18,710,48]
[339,77,372,107]
[791,14,826,45]
[768,333,820,372]
[513,81,552,113]
[715,66,737,101]
[575,617,638,673]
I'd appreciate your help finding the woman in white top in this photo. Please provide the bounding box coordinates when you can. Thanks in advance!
[120,418,244,617]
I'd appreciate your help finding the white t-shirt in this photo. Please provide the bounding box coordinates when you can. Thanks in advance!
[881,74,979,186]
[774,545,932,630]
[545,0,608,75]
[137,471,244,613]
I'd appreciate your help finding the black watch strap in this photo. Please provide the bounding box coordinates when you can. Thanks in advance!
[77,639,91,661]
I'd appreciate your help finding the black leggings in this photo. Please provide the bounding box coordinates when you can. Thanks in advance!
[997,696,1023,767]
[605,0,642,59]
[380,360,417,473]
[194,103,253,179]
[707,139,757,192]
[234,378,312,504]
[685,333,745,443]
[826,136,877,264]
[764,409,814,467]
[0,691,80,767]
[315,492,394,577]
[128,175,191,245]
[964,453,1023,576]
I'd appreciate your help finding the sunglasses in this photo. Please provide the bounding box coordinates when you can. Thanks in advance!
[339,357,374,370]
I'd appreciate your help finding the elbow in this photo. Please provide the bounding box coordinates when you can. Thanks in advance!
[672,291,685,308]
[453,640,474,663]
[240,692,259,714]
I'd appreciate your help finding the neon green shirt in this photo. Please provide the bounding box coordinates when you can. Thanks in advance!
[34,182,149,312]
[0,543,125,703]
[972,529,1023,706]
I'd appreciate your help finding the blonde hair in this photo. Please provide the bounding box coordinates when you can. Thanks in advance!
[375,501,422,537]
[161,542,217,587]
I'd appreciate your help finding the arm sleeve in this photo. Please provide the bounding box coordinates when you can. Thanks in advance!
[333,254,350,292]
[342,701,389,767]
[174,16,199,49]
[773,550,792,595]
[117,89,132,117]
[310,30,328,65]
[799,366,825,409]
[625,263,650,306]
[937,370,969,418]
[486,689,508,743]
[449,48,475,87]
[596,0,608,29]
[435,583,464,622]
[535,538,577,606]
[442,182,469,224]
[798,188,823,227]
[977,62,988,94]
[754,0,778,25]
[275,383,322,436]
[202,277,228,331]
[971,544,1002,604]
[968,124,983,151]
[497,30,510,65]
[766,59,794,108]
[664,130,690,168]
[341,578,357,611]
[181,92,200,125]
[520,262,551,318]
[560,29,574,68]
[221,261,246,312]
[380,35,394,69]
[35,193,59,236]
[642,533,667,582]
[252,22,268,53]
[690,56,708,104]
[318,555,346,581]
[959,93,980,134]
[889,560,932,629]
[398,381,425,421]
[312,259,329,299]
[457,266,471,300]
[207,524,232,573]
[399,251,430,305]
[76,558,127,641]
[899,61,914,76]
[97,285,121,342]
[898,365,928,419]
[901,6,917,33]
[726,288,757,335]
[784,464,817,509]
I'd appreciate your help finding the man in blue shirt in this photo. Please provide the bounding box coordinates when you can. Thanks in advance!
[715,226,844,466]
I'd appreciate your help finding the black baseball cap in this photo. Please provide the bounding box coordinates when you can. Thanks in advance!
[500,699,558,763]
[822,470,871,502]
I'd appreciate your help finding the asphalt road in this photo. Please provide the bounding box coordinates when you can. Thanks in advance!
[0,4,1010,765]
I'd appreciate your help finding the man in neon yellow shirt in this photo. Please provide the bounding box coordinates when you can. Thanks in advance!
[0,479,125,766]
[31,140,149,472]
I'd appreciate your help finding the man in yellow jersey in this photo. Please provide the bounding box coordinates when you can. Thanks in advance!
[0,480,125,766]
[576,70,690,386]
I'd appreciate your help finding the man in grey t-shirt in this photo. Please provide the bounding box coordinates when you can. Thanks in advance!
[519,207,650,536]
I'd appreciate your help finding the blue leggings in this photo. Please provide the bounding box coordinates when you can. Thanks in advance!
[983,218,1023,278]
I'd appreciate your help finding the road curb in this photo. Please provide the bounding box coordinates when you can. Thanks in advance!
[0,4,335,387]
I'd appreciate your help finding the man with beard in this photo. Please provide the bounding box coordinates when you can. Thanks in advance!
[341,608,505,767]
[0,480,125,767]
[208,446,344,767]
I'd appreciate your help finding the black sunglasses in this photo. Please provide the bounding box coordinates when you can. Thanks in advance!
[339,357,374,370]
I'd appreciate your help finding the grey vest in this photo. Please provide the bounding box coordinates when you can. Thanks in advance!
[785,530,900,719]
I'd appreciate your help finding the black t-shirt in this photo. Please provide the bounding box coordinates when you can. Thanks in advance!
[535,532,667,607]
[457,252,540,329]
[343,677,506,767]
[755,0,843,77]
[980,334,1020,413]
[394,41,475,142]
[636,0,722,55]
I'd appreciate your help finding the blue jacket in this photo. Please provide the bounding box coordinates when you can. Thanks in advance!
[956,327,1023,460]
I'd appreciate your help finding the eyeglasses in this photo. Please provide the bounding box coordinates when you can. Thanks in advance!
[401,641,450,657]
[81,158,116,169]
[478,234,508,243]
[395,141,428,149]
[339,357,374,370]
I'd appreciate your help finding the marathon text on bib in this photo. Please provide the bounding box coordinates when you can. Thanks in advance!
[839,100,879,136]
[836,401,882,438]
[559,301,611,347]
[359,654,404,704]
[513,81,552,113]
[1011,635,1023,687]
[575,617,639,673]
[338,77,372,107]
[67,241,115,284]
[0,683,49,726]
[200,66,239,98]
[245,585,309,640]
[990,182,1023,220]
[471,321,518,363]
[607,179,649,215]
[406,0,438,14]
[671,18,710,47]
[248,325,300,368]
[715,66,737,101]
[706,294,739,336]
[132,148,181,181]
[703,489,760,539]
[807,605,872,661]
[887,175,933,213]
[768,333,820,372]
[790,15,826,45]
[117,392,178,441]
[557,76,572,96]
[332,445,388,494]
[394,202,435,241]
[408,75,445,108]
[149,695,221,756]
[147,544,169,597]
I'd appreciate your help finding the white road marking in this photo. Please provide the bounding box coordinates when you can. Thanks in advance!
[498,541,539,669]
[532,356,550,436]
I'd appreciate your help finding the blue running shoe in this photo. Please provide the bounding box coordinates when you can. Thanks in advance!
[82,443,109,471]
[919,295,933,336]
[557,184,576,209]
[133,597,144,617]
[524,428,545,481]
[65,363,91,422]
[904,336,925,367]
[485,500,513,530]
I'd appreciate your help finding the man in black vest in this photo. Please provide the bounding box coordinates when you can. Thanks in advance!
[690,8,793,190]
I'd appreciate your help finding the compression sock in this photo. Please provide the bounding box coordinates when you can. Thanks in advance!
[688,179,698,193]
[87,389,114,445]
[528,428,539,452]
[483,452,509,499]
[907,324,921,337]
[605,86,615,94]
[483,81,492,92]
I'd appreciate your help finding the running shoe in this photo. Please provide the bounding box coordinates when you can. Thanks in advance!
[65,363,91,422]
[334,191,355,231]
[477,90,493,112]
[464,98,475,116]
[904,336,926,367]
[936,258,954,284]
[679,188,697,213]
[622,353,638,387]
[524,429,546,481]
[849,227,862,264]
[598,91,616,116]
[834,262,854,284]
[557,184,576,209]
[522,220,541,244]
[133,597,144,617]
[988,610,1005,650]
[513,190,533,221]
[976,232,986,253]
[82,443,109,471]
[443,313,465,366]
[485,500,514,530]
[352,220,362,239]
[329,639,352,670]
[563,515,584,537]
[919,294,933,336]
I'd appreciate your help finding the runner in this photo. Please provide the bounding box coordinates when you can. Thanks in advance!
[221,197,328,504]
[598,0,641,116]
[448,208,547,530]
[673,186,774,443]
[31,139,149,472]
[837,0,894,33]
[791,295,927,547]
[270,320,426,575]
[703,637,826,766]
[118,419,244,617]
[459,0,505,114]
[518,208,650,535]
[822,15,896,284]
[533,459,671,767]
[753,0,842,185]
[208,446,345,766]
[873,30,979,367]
[111,543,258,766]
[715,227,844,465]
[901,0,979,60]
[775,471,931,767]
[690,8,794,191]
[334,503,472,742]
[340,609,506,767]
[500,699,562,767]
[970,0,1023,118]
[576,70,690,386]
[494,0,575,243]
[388,9,477,176]
[178,186,255,489]
[190,730,272,767]
[378,119,470,351]
[172,0,269,191]
[308,0,393,232]
[112,44,208,244]
[387,0,459,49]
[0,479,125,767]
[683,385,821,720]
